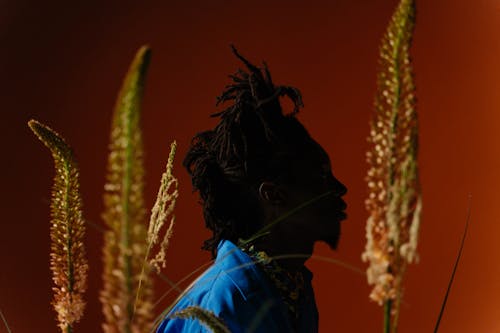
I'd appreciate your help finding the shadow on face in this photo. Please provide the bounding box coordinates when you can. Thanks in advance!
[258,141,348,251]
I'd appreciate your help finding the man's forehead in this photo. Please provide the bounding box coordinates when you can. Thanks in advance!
[294,148,331,169]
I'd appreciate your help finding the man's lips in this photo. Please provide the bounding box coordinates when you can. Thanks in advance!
[339,199,347,211]
[338,211,347,221]
[337,199,347,220]
[321,195,348,221]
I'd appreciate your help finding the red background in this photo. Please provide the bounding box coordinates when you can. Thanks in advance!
[2,0,500,332]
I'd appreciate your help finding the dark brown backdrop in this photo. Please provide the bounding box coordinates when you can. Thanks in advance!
[2,0,500,332]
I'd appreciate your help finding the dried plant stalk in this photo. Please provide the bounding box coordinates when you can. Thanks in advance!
[172,306,231,333]
[362,0,421,331]
[147,141,179,272]
[28,119,88,333]
[134,141,179,314]
[100,45,153,333]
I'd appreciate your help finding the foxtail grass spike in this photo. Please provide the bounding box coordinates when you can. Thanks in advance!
[28,119,88,333]
[134,141,179,315]
[100,45,153,333]
[361,0,421,331]
[172,306,231,333]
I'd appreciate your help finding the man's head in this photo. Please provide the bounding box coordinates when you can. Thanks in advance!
[184,46,346,258]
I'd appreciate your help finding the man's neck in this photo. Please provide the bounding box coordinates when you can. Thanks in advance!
[253,237,314,273]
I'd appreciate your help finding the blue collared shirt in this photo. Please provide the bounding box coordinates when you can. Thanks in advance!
[156,239,318,332]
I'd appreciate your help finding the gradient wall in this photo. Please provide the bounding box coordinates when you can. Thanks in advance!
[2,0,500,332]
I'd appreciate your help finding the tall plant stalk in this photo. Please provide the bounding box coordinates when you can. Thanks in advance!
[362,0,421,332]
[29,120,88,333]
[100,46,153,333]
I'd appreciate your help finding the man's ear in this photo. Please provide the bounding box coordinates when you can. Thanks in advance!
[258,181,285,204]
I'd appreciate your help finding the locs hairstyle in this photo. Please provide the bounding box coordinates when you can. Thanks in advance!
[183,46,321,257]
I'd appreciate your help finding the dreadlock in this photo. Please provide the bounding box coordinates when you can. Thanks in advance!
[183,45,318,257]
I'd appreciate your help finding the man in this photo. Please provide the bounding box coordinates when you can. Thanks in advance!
[157,46,347,332]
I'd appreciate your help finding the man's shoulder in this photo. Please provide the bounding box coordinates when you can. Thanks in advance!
[167,239,283,314]
[178,241,265,309]
[156,240,291,332]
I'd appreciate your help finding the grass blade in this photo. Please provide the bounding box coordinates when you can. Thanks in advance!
[239,189,337,246]
[0,308,12,333]
[151,251,366,332]
[433,196,471,333]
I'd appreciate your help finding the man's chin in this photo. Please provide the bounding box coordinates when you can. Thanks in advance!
[319,230,340,250]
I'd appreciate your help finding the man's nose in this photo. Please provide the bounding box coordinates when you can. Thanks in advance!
[332,177,347,197]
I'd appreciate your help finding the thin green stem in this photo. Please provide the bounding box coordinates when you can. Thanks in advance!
[133,240,154,319]
[0,308,12,333]
[121,101,137,333]
[63,162,74,295]
[391,264,407,333]
[388,3,409,188]
[433,195,471,333]
[384,299,392,333]
[239,189,336,246]
[150,252,364,332]
[62,162,75,333]
[269,253,365,276]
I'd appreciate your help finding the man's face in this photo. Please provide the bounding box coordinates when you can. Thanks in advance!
[271,143,347,250]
